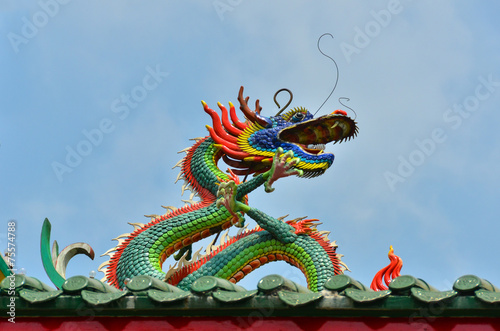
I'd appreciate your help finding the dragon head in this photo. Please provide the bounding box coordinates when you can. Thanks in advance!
[203,86,358,178]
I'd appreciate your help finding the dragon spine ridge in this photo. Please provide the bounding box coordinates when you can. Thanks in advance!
[100,86,357,291]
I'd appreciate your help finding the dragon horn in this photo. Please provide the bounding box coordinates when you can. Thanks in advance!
[237,86,269,127]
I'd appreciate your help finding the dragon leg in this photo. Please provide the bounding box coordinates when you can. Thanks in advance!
[218,183,296,243]
[217,149,302,244]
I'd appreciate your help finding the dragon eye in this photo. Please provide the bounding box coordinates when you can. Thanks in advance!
[291,112,305,122]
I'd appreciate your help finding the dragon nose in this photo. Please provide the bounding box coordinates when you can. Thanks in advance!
[332,110,347,116]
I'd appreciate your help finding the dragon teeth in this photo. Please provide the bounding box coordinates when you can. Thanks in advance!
[307,144,326,150]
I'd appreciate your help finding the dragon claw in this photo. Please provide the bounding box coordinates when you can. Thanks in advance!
[216,180,247,226]
[264,148,303,192]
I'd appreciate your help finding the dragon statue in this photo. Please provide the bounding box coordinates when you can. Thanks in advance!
[98,86,358,292]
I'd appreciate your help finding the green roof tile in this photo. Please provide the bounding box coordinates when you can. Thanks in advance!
[454,275,499,294]
[81,289,128,306]
[345,288,390,303]
[212,289,257,303]
[191,276,246,294]
[257,274,310,294]
[389,275,436,294]
[475,289,500,304]
[147,289,191,303]
[62,275,119,294]
[323,274,367,292]
[1,274,54,293]
[19,288,62,304]
[278,290,322,306]
[411,288,457,303]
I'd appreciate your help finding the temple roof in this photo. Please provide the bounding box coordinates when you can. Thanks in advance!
[2,273,500,318]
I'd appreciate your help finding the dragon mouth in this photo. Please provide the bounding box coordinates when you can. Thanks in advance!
[277,112,358,178]
[278,113,358,151]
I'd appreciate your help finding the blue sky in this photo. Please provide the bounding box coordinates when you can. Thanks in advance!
[1,0,500,291]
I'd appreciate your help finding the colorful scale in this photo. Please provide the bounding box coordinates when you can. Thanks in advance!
[150,207,233,269]
[173,225,339,292]
[220,245,313,286]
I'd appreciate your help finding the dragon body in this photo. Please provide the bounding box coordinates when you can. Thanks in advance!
[100,87,357,291]
[169,217,344,292]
